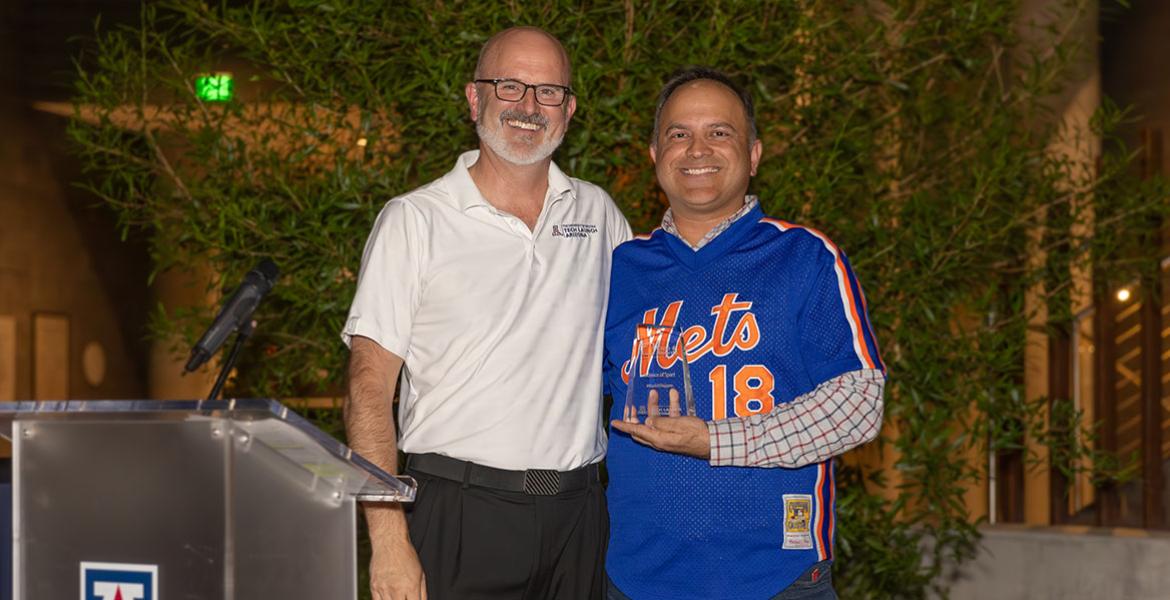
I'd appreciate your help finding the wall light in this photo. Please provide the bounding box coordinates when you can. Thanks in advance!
[1116,288,1132,302]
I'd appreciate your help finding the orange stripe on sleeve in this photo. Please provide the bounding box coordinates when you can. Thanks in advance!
[835,256,877,370]
[760,218,876,370]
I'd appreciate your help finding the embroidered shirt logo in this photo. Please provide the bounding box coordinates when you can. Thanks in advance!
[550,223,598,239]
[81,561,158,600]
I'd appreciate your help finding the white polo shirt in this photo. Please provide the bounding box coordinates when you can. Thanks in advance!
[342,150,632,471]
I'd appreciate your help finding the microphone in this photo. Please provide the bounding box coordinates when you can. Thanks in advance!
[184,259,280,373]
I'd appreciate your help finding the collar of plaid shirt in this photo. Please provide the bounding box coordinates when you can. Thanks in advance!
[661,195,760,251]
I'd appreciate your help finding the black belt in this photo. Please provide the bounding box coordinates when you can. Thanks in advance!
[406,453,598,496]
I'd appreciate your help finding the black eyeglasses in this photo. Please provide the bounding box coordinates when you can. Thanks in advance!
[474,78,574,107]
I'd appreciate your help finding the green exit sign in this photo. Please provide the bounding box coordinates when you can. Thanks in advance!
[196,73,234,102]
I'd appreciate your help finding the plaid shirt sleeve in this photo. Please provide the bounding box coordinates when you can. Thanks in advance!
[708,368,885,468]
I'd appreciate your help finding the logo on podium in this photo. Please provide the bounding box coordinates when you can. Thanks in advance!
[80,561,157,600]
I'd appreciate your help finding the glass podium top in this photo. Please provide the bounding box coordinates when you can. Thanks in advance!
[0,398,414,502]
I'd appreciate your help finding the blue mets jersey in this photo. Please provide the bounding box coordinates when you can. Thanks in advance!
[603,203,882,599]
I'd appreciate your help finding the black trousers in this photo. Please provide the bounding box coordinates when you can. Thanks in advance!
[404,465,608,600]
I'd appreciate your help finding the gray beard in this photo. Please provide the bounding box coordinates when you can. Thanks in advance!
[476,108,564,166]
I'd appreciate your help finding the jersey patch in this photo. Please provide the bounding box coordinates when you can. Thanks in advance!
[783,494,814,550]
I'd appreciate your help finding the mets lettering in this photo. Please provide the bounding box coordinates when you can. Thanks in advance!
[550,223,598,238]
[621,293,761,382]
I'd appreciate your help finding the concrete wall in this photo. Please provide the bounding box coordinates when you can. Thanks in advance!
[943,525,1170,600]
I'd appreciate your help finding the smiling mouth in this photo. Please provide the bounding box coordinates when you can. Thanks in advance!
[681,167,719,175]
[505,119,543,131]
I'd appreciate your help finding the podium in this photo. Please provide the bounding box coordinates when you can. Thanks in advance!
[0,398,415,600]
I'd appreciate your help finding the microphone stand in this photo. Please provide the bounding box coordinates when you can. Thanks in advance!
[207,319,256,402]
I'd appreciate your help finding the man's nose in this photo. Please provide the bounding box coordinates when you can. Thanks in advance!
[687,136,712,158]
[517,86,540,112]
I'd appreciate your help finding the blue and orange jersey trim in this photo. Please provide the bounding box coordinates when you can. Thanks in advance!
[812,462,825,561]
[759,218,885,374]
[826,461,836,560]
[811,461,836,561]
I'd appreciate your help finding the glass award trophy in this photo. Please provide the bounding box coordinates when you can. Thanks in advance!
[624,324,696,420]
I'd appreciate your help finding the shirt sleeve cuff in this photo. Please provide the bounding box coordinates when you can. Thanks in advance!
[708,418,749,467]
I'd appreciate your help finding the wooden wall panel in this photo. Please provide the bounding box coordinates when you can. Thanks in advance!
[32,313,68,400]
[0,315,14,401]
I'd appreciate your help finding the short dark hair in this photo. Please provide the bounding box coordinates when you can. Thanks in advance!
[651,67,757,145]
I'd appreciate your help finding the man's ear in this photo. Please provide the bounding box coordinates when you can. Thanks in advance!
[649,142,658,165]
[565,94,577,123]
[749,139,762,176]
[465,81,480,122]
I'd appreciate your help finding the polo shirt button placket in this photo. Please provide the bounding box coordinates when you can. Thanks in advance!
[530,241,541,275]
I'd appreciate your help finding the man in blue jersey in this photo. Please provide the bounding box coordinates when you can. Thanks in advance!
[603,67,886,599]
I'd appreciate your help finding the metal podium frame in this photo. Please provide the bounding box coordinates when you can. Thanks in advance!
[0,398,414,600]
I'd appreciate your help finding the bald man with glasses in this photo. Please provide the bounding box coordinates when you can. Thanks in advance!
[342,27,630,600]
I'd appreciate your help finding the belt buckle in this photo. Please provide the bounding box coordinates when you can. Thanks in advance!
[522,469,560,496]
